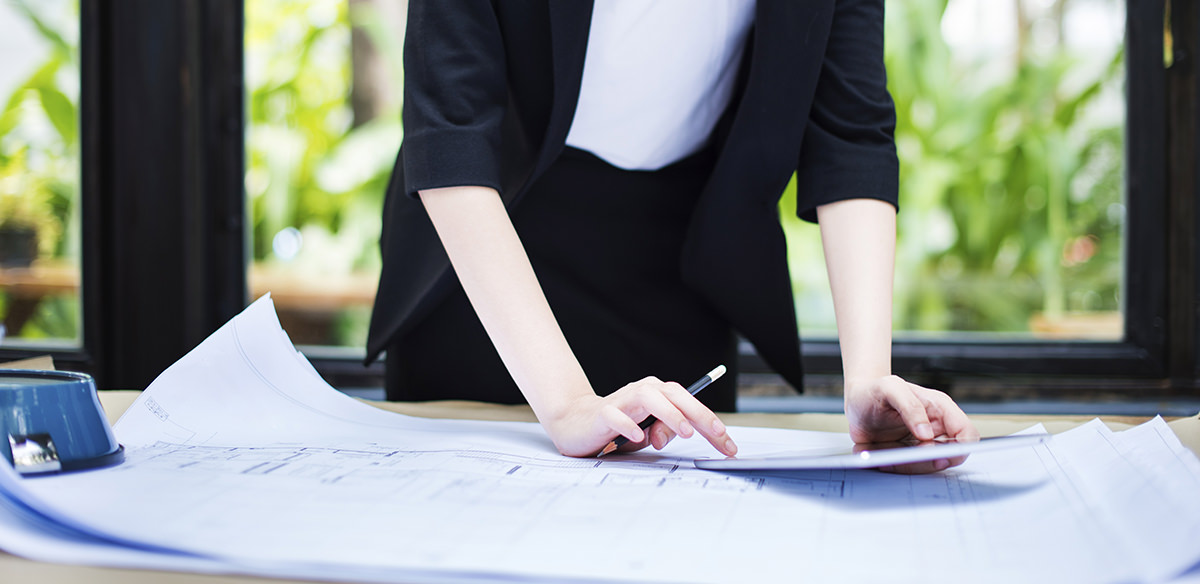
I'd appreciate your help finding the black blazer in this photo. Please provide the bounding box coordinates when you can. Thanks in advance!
[366,0,899,392]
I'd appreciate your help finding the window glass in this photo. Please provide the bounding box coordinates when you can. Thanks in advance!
[784,0,1126,341]
[0,0,81,349]
[245,0,403,351]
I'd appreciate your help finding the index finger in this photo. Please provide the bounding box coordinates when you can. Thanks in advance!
[880,379,935,441]
[659,383,737,457]
[919,388,979,442]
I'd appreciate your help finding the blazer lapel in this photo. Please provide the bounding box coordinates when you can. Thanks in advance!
[719,0,832,177]
[681,0,837,390]
[540,1,594,174]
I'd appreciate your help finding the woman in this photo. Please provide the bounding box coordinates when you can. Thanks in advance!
[367,0,979,461]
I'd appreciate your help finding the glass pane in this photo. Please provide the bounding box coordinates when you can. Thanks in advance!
[0,0,81,349]
[244,0,403,351]
[784,0,1125,341]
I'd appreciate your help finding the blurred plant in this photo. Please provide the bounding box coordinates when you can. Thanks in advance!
[0,0,77,259]
[782,0,1125,337]
[245,0,404,348]
[0,150,63,263]
[246,0,401,275]
[0,0,80,339]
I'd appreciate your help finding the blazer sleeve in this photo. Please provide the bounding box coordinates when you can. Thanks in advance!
[794,0,900,222]
[400,0,507,198]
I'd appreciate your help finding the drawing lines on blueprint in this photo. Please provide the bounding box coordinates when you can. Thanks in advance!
[119,441,849,494]
[83,439,853,567]
[137,398,199,444]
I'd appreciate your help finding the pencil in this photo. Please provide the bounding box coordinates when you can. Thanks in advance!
[596,365,726,457]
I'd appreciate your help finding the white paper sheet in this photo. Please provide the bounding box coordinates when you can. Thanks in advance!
[1,296,1199,583]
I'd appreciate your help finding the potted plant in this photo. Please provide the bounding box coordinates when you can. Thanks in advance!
[0,152,61,269]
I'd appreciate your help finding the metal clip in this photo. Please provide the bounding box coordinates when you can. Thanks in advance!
[9,433,62,475]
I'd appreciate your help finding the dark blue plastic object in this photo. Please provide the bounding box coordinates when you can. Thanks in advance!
[0,369,124,475]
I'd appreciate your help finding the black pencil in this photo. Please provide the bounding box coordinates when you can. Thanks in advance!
[596,365,726,457]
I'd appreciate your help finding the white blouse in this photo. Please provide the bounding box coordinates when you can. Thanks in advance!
[564,0,757,171]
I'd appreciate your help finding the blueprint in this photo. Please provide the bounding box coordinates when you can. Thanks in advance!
[1,296,1199,583]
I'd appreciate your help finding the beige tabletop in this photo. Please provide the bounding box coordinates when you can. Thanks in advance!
[2,390,1198,584]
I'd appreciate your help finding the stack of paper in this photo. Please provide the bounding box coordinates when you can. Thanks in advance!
[0,296,1198,583]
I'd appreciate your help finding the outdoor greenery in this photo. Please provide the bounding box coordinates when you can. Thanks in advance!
[0,0,1127,348]
[246,0,399,347]
[247,0,397,271]
[0,0,79,340]
[784,0,1124,337]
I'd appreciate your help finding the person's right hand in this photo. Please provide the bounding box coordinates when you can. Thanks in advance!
[420,187,734,459]
[541,377,739,458]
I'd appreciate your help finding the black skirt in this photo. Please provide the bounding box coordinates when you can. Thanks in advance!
[385,146,738,411]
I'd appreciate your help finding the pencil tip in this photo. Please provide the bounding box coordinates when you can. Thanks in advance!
[597,442,617,458]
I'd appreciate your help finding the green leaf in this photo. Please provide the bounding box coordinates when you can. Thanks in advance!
[37,85,77,146]
[5,58,59,113]
[10,0,72,58]
[0,103,23,143]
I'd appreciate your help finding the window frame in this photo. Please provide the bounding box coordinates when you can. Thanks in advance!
[0,1,247,390]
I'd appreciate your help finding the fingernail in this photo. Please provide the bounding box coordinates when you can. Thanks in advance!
[679,421,694,438]
[724,438,737,455]
[934,459,950,471]
[917,423,933,440]
[712,418,726,435]
[654,429,667,449]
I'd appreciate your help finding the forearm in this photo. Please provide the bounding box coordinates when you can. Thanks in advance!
[418,186,593,423]
[817,199,977,449]
[418,185,738,458]
[816,198,897,384]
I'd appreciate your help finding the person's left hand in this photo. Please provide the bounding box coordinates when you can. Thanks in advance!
[844,375,980,473]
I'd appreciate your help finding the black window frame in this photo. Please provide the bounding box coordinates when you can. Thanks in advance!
[0,1,247,390]
[0,0,1196,399]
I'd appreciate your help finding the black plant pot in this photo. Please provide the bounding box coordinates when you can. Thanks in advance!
[0,225,38,268]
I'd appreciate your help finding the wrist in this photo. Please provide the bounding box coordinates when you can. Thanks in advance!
[521,372,596,427]
[844,372,893,389]
[539,392,606,455]
[842,373,896,406]
[839,349,892,394]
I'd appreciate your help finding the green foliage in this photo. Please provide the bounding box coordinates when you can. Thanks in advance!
[0,0,78,258]
[0,149,64,258]
[782,0,1125,336]
[246,0,400,275]
[246,0,404,348]
[0,0,80,341]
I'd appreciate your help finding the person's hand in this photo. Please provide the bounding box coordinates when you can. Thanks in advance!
[844,375,979,473]
[543,377,738,458]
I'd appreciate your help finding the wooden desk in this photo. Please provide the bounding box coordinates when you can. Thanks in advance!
[2,392,1198,584]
